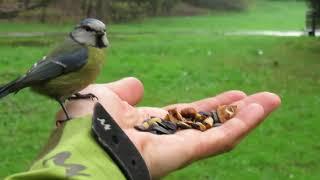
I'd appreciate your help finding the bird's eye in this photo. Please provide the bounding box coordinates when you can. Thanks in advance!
[83,26,94,32]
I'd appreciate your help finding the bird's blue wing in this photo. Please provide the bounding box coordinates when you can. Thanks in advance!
[22,45,88,84]
[0,39,88,98]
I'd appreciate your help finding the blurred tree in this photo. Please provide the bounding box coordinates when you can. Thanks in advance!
[183,0,249,11]
[79,0,94,17]
[306,0,320,36]
[0,0,180,23]
[96,0,112,23]
[0,0,53,19]
[148,0,179,15]
[23,0,30,8]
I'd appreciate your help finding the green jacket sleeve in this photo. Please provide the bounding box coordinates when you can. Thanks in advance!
[5,116,126,180]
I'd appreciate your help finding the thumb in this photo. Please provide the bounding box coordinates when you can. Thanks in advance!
[56,77,144,121]
[106,77,144,106]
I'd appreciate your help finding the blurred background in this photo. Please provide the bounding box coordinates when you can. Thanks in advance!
[0,0,319,179]
[0,0,259,23]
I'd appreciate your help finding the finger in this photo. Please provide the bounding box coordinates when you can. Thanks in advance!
[232,92,281,116]
[192,90,247,111]
[164,90,247,111]
[193,104,264,159]
[56,90,130,122]
[215,103,264,150]
[198,93,281,158]
[106,77,144,106]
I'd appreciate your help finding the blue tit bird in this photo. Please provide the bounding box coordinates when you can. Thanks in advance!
[0,18,109,120]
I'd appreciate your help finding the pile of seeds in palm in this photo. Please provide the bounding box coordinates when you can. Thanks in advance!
[135,105,237,135]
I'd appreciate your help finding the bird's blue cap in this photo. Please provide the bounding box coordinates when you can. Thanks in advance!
[78,18,106,31]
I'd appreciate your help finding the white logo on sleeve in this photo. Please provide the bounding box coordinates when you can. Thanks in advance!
[97,117,111,131]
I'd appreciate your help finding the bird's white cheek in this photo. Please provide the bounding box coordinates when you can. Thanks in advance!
[72,30,96,46]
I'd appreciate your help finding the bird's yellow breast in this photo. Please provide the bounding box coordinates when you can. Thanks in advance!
[32,47,106,100]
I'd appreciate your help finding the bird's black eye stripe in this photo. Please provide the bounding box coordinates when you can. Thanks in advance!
[83,25,94,32]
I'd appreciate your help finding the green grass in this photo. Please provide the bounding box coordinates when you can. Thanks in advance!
[1,0,320,179]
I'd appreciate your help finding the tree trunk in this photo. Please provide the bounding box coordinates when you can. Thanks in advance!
[309,12,316,36]
[40,5,47,23]
[0,0,54,19]
[96,0,104,19]
[86,0,94,17]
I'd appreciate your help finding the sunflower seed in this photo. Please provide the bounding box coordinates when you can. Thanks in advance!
[180,107,197,119]
[135,105,237,134]
[168,108,184,121]
[194,113,206,121]
[216,105,237,123]
[199,111,211,117]
[211,111,221,124]
[191,122,207,131]
[150,123,174,135]
[158,120,177,131]
[134,121,150,131]
[203,117,214,129]
[177,121,192,129]
[213,123,222,127]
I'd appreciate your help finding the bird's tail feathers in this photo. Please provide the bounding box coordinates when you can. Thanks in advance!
[0,77,25,99]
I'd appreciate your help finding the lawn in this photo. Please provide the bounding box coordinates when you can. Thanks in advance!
[1,0,320,179]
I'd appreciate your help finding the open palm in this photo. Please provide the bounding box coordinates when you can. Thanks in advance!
[56,77,281,179]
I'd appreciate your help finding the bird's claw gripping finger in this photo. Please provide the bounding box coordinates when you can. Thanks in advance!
[68,93,99,101]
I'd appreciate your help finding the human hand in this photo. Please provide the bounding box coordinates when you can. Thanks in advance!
[56,77,281,179]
